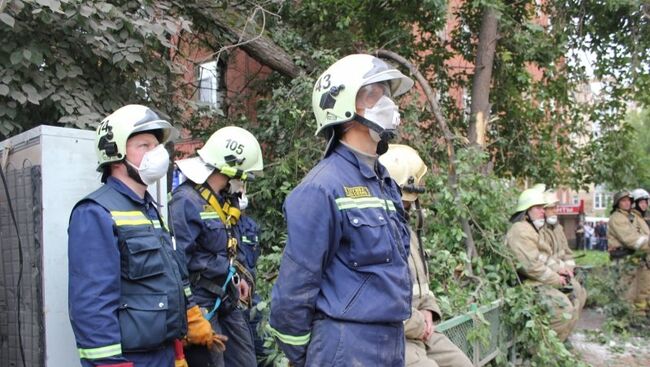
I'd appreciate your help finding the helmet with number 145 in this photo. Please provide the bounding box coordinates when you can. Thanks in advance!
[311,54,414,136]
[177,126,263,185]
[95,104,178,170]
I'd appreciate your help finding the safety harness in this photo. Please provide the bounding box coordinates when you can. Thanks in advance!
[195,184,241,321]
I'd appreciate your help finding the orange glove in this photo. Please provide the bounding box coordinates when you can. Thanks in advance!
[173,339,189,367]
[186,306,217,347]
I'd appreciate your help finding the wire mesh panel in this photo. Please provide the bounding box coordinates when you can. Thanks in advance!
[438,300,514,366]
[0,164,44,367]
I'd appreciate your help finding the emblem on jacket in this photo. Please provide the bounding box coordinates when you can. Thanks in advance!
[344,186,371,198]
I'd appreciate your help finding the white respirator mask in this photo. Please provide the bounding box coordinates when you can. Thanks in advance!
[127,145,170,185]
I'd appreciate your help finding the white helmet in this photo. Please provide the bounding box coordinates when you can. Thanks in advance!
[311,54,414,136]
[631,188,650,202]
[95,104,178,170]
[514,187,547,213]
[176,126,263,184]
[378,144,427,202]
[543,191,559,208]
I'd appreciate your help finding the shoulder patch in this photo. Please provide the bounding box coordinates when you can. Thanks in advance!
[344,186,371,198]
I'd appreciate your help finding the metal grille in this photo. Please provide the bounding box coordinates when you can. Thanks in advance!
[0,164,44,367]
[438,300,515,366]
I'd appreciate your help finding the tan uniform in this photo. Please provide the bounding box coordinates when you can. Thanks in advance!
[609,209,650,311]
[506,221,578,341]
[405,229,473,367]
[539,224,587,313]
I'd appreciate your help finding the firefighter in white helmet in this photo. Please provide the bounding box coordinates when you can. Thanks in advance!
[379,144,473,367]
[270,54,414,366]
[539,190,587,324]
[170,126,263,366]
[68,105,224,367]
[506,185,579,341]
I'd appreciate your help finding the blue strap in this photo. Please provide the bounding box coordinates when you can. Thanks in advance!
[205,266,237,321]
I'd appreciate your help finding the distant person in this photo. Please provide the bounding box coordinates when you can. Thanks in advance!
[595,221,608,251]
[584,223,594,250]
[575,222,585,250]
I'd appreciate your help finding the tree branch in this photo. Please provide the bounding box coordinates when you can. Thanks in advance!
[374,49,479,276]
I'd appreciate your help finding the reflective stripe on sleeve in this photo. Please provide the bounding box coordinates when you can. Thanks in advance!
[634,236,648,250]
[268,326,311,346]
[335,197,396,211]
[78,343,122,360]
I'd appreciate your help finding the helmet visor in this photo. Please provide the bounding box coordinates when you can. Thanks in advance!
[131,120,180,144]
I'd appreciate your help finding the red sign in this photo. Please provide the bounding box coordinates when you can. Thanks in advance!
[557,200,584,215]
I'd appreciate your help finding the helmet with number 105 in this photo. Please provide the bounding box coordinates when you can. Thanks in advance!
[95,104,178,170]
[197,126,263,181]
[311,54,414,136]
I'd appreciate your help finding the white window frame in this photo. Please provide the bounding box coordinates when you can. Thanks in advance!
[197,60,224,110]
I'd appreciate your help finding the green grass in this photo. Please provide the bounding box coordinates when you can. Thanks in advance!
[573,250,611,267]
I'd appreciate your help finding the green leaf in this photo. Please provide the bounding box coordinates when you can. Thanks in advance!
[10,90,26,104]
[0,84,9,96]
[22,84,41,104]
[9,50,23,65]
[0,13,15,28]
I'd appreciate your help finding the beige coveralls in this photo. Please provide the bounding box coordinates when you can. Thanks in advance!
[539,223,587,315]
[608,209,650,311]
[506,221,579,341]
[405,229,473,367]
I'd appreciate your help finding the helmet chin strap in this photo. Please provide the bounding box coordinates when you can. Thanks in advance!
[124,160,145,186]
[354,114,395,155]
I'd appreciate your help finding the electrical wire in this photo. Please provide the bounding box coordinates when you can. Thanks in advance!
[0,163,26,367]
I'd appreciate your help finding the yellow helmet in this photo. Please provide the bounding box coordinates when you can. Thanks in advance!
[378,144,427,202]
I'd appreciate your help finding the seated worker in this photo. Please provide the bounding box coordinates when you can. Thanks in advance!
[380,144,473,367]
[539,190,587,318]
[506,186,579,341]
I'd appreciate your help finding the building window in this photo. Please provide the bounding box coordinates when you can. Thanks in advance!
[593,186,610,210]
[197,60,225,111]
[572,194,579,205]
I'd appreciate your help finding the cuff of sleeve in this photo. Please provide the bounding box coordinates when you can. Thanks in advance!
[98,364,133,367]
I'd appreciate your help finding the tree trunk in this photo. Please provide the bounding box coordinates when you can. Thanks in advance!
[468,6,499,148]
[193,1,304,78]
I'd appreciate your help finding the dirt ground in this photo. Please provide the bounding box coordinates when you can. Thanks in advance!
[569,308,650,367]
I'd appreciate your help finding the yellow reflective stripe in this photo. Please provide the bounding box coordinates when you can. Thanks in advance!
[200,212,220,220]
[268,326,310,346]
[184,286,192,297]
[78,343,122,359]
[110,211,153,227]
[335,197,396,211]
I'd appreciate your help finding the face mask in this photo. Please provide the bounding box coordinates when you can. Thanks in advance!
[228,179,245,195]
[364,96,401,139]
[126,145,169,185]
[532,218,545,229]
[546,215,558,225]
[239,193,249,210]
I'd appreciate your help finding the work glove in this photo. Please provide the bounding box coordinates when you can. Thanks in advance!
[186,305,228,350]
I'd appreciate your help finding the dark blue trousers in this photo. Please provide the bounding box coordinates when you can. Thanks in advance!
[305,316,405,367]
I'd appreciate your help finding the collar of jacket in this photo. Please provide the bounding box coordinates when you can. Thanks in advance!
[332,143,391,181]
[106,176,155,206]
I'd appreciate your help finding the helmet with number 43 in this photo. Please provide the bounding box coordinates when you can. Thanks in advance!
[311,54,414,136]
[176,126,263,184]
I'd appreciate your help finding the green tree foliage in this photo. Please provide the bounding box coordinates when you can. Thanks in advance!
[0,0,196,137]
